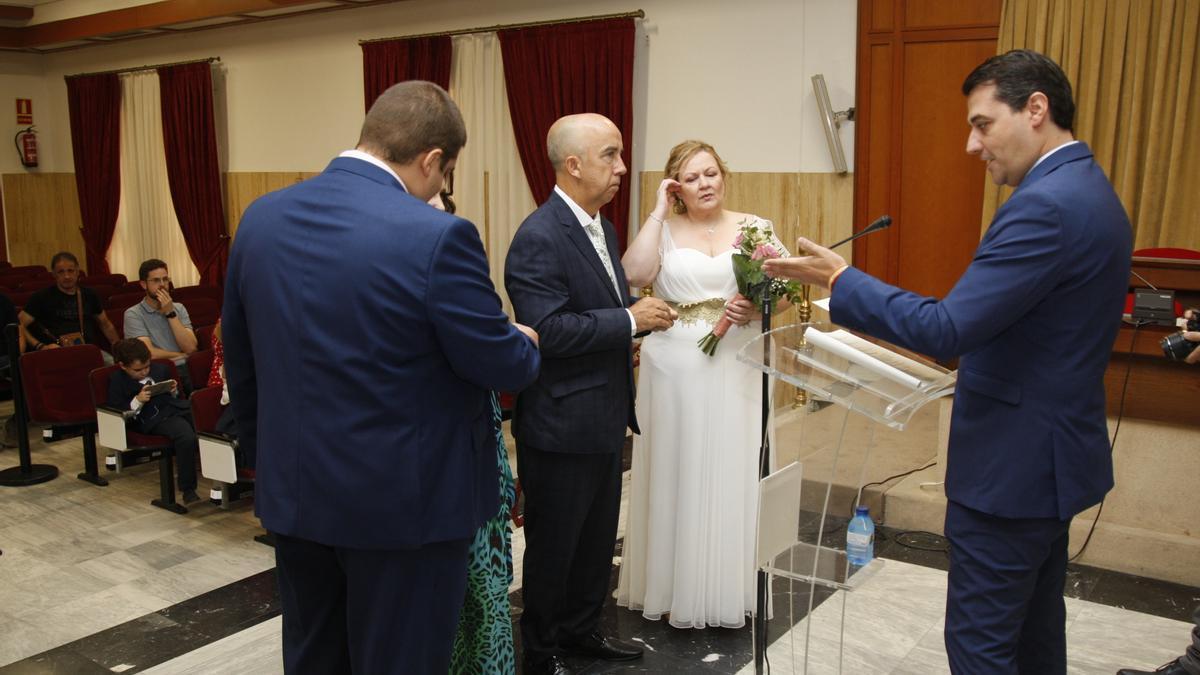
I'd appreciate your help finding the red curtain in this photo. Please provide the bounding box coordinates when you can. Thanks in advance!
[66,74,122,275]
[499,18,636,250]
[158,62,229,287]
[362,36,453,111]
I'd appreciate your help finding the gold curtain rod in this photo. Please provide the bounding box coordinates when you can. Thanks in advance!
[65,56,221,81]
[359,10,644,45]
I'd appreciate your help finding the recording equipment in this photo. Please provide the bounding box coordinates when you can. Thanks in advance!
[829,215,892,250]
[1161,314,1199,361]
[1131,289,1177,326]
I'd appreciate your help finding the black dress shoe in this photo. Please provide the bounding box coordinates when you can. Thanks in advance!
[525,655,572,675]
[560,631,643,661]
[1117,658,1191,675]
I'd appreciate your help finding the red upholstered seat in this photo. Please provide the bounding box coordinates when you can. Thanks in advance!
[19,344,107,484]
[88,360,189,513]
[1133,247,1200,260]
[186,349,214,392]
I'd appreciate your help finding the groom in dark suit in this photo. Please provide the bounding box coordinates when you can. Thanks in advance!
[765,51,1132,674]
[223,81,541,674]
[505,113,676,675]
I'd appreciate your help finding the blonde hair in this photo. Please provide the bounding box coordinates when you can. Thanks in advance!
[663,140,730,214]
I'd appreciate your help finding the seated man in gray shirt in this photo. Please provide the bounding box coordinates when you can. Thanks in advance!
[123,258,198,391]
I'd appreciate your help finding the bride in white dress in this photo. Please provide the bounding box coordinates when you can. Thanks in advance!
[616,141,787,629]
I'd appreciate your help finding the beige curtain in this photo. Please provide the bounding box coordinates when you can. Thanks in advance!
[988,0,1200,251]
[110,71,200,288]
[448,32,539,317]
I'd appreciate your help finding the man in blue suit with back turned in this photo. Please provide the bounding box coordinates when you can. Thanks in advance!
[766,50,1132,674]
[222,81,541,674]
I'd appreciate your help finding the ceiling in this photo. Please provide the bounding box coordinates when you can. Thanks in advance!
[0,0,404,53]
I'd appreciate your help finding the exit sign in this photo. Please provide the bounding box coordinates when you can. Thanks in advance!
[16,98,32,124]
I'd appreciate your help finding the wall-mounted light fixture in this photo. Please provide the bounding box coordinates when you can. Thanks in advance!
[812,74,855,174]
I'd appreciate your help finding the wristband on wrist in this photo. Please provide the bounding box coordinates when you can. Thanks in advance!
[828,264,850,290]
[647,213,665,226]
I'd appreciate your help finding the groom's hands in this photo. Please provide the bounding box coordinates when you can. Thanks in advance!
[631,297,677,334]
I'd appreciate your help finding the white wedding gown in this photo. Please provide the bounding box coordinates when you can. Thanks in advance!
[616,217,773,629]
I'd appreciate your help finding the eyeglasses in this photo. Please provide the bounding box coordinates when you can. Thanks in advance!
[440,168,456,214]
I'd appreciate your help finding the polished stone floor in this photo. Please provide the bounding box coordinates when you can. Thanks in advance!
[1,407,1197,674]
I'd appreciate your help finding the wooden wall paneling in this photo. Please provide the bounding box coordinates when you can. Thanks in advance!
[854,0,999,294]
[854,40,896,281]
[904,0,1004,30]
[869,0,894,32]
[1,173,85,269]
[224,172,316,240]
[896,38,996,299]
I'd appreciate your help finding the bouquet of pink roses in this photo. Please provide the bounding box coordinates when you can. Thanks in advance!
[697,219,803,356]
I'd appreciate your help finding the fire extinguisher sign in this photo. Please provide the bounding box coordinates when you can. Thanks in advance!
[16,98,32,124]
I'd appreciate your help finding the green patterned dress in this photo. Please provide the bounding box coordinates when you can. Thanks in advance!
[450,392,516,674]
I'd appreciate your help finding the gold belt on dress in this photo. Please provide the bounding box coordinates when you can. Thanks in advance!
[665,298,726,327]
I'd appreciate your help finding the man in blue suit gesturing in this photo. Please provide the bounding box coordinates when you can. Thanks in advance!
[765,51,1132,674]
[223,81,541,673]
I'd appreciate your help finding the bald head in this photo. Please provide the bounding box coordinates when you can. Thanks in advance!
[547,114,619,171]
[547,113,626,215]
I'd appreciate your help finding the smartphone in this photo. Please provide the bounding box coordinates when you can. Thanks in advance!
[143,379,176,396]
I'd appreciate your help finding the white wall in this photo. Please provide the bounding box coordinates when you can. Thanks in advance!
[0,52,48,174]
[4,0,856,175]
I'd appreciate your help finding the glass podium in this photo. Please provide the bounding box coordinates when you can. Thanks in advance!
[738,322,956,674]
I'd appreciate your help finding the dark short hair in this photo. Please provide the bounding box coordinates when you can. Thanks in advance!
[357,80,466,169]
[138,259,168,281]
[50,251,78,269]
[113,338,150,365]
[962,49,1075,132]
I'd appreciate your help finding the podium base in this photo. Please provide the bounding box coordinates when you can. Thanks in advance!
[0,463,59,486]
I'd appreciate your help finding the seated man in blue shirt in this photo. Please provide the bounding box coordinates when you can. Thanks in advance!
[123,259,198,391]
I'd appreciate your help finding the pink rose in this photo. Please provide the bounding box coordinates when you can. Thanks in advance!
[733,232,746,248]
[751,243,780,261]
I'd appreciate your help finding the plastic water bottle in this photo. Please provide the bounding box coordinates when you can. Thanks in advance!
[846,505,875,567]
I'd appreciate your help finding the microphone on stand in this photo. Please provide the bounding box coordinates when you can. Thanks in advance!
[827,215,892,250]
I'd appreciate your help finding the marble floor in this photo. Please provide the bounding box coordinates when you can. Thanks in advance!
[1,402,1198,674]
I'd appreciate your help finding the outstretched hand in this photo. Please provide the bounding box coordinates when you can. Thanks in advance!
[761,237,848,289]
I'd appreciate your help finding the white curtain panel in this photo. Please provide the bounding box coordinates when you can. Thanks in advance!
[448,32,539,317]
[109,70,200,289]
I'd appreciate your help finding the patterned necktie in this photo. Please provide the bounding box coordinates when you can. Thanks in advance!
[584,218,621,298]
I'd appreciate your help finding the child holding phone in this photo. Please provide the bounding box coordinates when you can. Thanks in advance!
[109,338,202,503]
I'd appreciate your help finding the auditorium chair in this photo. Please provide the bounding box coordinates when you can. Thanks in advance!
[107,291,145,312]
[171,285,223,309]
[185,349,214,391]
[19,344,108,485]
[7,265,48,277]
[182,297,220,329]
[89,360,189,514]
[83,273,128,287]
[191,385,253,508]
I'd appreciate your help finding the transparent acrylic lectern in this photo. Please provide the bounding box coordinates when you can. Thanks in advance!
[738,322,957,674]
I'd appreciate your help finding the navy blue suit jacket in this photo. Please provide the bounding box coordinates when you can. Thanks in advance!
[107,362,189,434]
[504,191,639,454]
[223,157,541,549]
[831,142,1131,520]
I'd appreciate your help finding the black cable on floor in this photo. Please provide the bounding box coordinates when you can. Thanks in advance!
[1069,321,1140,562]
[848,460,937,517]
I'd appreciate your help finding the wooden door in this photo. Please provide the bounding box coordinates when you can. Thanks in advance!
[853,0,1001,299]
